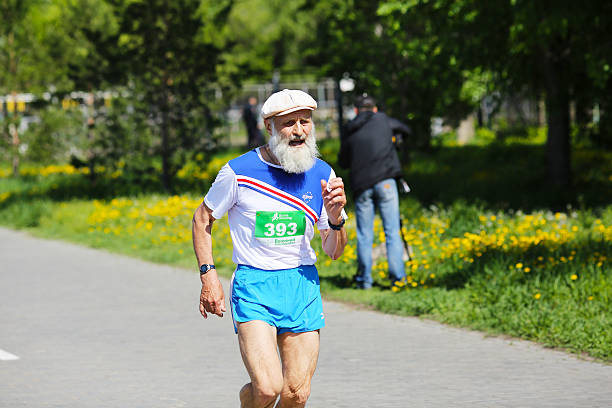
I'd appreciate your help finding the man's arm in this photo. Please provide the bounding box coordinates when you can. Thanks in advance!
[319,178,348,260]
[387,116,412,136]
[192,202,226,319]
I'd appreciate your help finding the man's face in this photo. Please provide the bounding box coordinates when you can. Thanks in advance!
[266,109,313,146]
[266,109,318,173]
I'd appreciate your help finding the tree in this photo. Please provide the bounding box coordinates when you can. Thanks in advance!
[200,0,317,90]
[109,0,233,191]
[0,0,120,174]
[301,0,475,150]
[0,0,63,174]
[391,0,612,188]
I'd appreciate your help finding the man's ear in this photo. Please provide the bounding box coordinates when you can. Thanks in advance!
[264,118,272,136]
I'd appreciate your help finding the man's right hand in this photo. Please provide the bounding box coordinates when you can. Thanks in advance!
[199,270,226,319]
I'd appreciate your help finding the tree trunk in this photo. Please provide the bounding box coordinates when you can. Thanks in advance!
[86,92,97,183]
[160,89,172,193]
[10,122,20,177]
[414,116,432,151]
[8,33,20,177]
[542,57,571,188]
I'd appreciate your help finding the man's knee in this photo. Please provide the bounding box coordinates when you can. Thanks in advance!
[252,380,283,405]
[281,382,311,405]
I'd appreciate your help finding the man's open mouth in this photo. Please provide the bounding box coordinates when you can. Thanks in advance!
[289,139,306,147]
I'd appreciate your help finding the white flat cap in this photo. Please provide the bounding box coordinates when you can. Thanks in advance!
[261,89,318,119]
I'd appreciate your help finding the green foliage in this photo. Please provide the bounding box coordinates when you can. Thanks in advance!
[0,0,60,93]
[0,197,51,228]
[302,0,481,148]
[112,0,232,191]
[473,127,496,145]
[21,106,86,164]
[203,0,314,84]
[87,94,153,173]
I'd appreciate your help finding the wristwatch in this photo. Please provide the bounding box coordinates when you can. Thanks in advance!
[199,264,216,275]
[328,218,345,231]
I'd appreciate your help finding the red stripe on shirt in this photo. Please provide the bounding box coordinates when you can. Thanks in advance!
[237,177,318,222]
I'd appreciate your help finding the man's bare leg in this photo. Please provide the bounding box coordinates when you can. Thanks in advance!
[275,330,320,408]
[237,320,284,408]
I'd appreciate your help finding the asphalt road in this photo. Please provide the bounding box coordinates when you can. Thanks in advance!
[1,227,611,407]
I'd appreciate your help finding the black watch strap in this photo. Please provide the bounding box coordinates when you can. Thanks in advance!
[328,218,345,231]
[199,264,216,275]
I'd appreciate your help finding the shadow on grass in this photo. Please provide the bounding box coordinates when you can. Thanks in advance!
[3,143,611,211]
[0,171,184,227]
[403,144,612,211]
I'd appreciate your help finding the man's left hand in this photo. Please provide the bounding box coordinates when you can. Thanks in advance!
[321,177,346,224]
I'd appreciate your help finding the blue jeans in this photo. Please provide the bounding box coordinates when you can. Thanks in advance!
[354,178,405,288]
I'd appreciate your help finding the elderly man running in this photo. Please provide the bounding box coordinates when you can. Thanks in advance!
[192,89,347,408]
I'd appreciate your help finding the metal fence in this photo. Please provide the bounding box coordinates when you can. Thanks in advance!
[218,78,352,147]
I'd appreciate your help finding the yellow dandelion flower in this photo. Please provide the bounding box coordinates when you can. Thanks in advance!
[534,293,541,300]
[411,282,418,287]
[570,274,578,280]
[429,273,435,279]
[588,296,594,301]
[391,286,400,293]
[515,263,523,269]
[524,267,531,273]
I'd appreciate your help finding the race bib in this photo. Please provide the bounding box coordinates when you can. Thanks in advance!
[254,211,305,246]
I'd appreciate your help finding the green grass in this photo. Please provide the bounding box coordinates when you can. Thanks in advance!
[1,140,611,362]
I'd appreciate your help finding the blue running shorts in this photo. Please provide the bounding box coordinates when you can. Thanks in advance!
[230,264,325,334]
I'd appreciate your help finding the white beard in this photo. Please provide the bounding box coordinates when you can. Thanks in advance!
[269,123,319,173]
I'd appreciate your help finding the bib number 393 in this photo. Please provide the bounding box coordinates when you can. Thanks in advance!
[255,211,305,246]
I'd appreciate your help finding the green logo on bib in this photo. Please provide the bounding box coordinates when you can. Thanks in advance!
[255,211,306,246]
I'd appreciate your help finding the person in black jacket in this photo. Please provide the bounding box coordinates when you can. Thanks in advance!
[338,94,411,289]
[243,96,264,149]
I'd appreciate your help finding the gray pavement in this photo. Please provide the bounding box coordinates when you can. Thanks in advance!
[1,227,611,407]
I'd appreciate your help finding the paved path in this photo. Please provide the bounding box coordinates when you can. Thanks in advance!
[1,227,611,407]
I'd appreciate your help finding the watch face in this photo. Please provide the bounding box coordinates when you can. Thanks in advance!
[200,264,214,274]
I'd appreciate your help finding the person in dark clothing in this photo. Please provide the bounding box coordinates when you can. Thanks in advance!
[243,96,264,149]
[338,94,411,289]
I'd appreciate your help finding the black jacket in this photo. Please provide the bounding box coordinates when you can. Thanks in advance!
[338,111,410,197]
